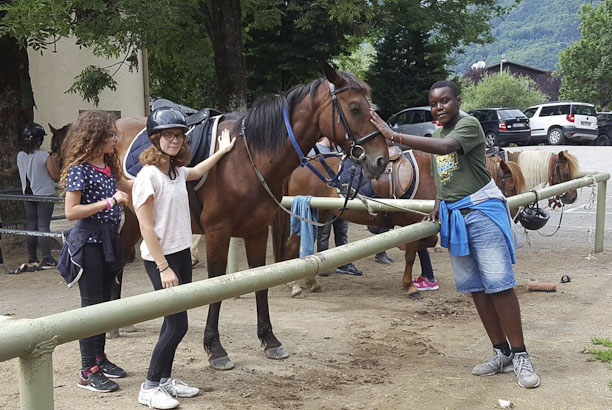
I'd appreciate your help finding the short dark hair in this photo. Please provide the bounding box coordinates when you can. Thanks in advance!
[430,80,459,97]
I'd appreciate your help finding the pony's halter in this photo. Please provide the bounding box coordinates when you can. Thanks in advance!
[328,82,380,162]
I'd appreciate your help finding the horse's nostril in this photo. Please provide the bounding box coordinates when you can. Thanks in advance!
[376,156,386,170]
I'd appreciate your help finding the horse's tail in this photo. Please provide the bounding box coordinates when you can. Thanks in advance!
[272,180,291,262]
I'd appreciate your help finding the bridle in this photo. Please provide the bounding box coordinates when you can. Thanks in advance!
[240,81,381,227]
[328,83,381,162]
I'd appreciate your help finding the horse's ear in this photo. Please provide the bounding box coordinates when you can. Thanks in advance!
[323,63,340,85]
[499,159,511,174]
[49,123,57,133]
[559,150,567,160]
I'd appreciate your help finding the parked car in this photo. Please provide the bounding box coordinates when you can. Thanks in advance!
[468,108,531,148]
[595,112,612,146]
[523,101,598,145]
[387,106,438,137]
[387,106,468,138]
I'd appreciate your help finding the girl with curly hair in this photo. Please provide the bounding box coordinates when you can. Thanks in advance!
[133,107,235,409]
[57,110,130,393]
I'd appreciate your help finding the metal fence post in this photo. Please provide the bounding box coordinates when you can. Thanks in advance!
[19,335,58,410]
[595,180,607,253]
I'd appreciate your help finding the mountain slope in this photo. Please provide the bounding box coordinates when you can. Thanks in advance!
[451,0,596,73]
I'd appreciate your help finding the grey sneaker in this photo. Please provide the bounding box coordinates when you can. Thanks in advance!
[513,352,541,388]
[472,348,514,376]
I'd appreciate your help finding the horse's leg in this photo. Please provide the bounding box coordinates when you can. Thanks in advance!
[244,230,289,360]
[402,241,421,297]
[190,234,202,267]
[202,229,234,370]
[107,208,141,338]
[285,232,304,298]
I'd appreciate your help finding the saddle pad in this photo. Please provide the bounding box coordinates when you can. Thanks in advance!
[336,150,419,199]
[122,115,220,190]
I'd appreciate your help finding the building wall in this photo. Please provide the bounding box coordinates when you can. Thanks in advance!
[28,37,146,150]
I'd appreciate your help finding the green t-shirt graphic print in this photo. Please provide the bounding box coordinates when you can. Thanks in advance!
[431,115,491,202]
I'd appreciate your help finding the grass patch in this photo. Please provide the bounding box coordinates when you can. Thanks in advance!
[586,338,612,391]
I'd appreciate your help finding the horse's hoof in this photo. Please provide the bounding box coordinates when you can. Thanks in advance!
[291,286,303,298]
[265,346,289,360]
[310,283,323,293]
[120,325,137,333]
[106,329,120,339]
[209,356,235,370]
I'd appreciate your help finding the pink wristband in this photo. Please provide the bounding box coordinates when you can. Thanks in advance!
[105,198,112,210]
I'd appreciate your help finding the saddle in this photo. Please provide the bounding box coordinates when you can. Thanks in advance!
[371,145,415,198]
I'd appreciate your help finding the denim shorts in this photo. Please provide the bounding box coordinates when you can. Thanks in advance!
[449,210,516,294]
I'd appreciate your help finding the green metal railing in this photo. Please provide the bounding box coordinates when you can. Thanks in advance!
[1,172,608,409]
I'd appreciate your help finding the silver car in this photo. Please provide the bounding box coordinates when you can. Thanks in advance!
[387,106,438,137]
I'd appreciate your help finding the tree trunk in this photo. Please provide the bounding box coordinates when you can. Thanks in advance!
[0,36,32,225]
[198,0,247,112]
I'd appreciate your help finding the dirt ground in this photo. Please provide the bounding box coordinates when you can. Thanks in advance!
[1,218,612,410]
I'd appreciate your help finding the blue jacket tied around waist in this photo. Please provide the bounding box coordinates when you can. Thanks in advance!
[57,219,123,288]
[439,179,521,263]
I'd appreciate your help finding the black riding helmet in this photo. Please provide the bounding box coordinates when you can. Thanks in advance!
[21,123,46,141]
[518,203,550,231]
[146,107,188,137]
[146,107,188,180]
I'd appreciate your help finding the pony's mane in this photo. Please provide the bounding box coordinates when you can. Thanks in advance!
[564,151,580,179]
[515,150,580,190]
[239,72,371,152]
[515,151,554,190]
[505,160,526,194]
[486,157,526,196]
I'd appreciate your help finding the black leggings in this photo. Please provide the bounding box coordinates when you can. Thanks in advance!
[78,243,117,369]
[144,248,192,382]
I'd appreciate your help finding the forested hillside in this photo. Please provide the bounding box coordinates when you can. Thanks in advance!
[452,0,596,73]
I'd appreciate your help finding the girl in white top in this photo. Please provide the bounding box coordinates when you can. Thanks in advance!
[16,123,60,270]
[132,107,235,410]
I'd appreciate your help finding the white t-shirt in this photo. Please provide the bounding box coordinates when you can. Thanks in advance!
[132,165,192,261]
[17,150,55,195]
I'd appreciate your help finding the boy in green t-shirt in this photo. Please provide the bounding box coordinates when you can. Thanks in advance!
[370,80,540,389]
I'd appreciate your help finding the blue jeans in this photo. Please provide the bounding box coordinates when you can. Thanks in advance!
[24,200,54,261]
[449,210,516,294]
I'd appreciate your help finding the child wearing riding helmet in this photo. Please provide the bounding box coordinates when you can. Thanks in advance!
[132,107,235,409]
[16,123,60,272]
[57,111,130,393]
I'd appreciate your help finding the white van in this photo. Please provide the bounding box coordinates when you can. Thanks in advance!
[523,101,598,145]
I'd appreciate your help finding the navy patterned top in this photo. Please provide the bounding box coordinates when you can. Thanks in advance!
[66,164,121,243]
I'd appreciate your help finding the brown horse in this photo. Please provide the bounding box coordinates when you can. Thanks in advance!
[273,152,526,297]
[55,67,389,370]
[505,150,579,204]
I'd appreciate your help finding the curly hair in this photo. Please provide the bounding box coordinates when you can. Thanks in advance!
[139,131,190,168]
[59,111,123,190]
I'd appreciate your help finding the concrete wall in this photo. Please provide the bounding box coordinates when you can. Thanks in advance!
[28,37,146,150]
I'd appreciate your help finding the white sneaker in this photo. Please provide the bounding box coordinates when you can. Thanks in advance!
[161,378,200,398]
[138,383,180,409]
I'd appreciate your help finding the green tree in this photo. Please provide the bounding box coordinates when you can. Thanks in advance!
[460,72,546,111]
[367,0,519,118]
[559,0,612,110]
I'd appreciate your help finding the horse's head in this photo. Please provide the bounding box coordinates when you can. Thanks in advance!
[321,65,388,179]
[551,150,579,204]
[49,123,71,170]
[49,123,70,155]
[487,157,525,198]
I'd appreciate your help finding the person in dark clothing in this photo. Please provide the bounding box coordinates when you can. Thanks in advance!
[58,111,129,393]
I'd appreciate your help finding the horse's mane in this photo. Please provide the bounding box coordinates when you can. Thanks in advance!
[564,151,580,179]
[515,151,554,190]
[514,150,580,190]
[505,160,526,194]
[240,72,371,152]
